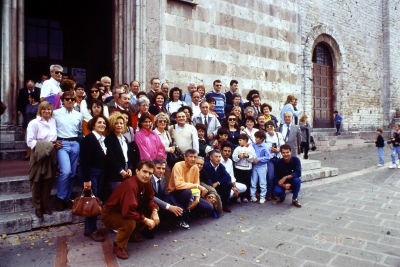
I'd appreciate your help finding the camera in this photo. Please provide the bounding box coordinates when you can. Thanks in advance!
[272,143,277,148]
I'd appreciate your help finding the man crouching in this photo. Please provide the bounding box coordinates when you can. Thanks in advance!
[102,159,160,259]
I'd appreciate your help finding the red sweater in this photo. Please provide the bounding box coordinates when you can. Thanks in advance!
[105,176,158,222]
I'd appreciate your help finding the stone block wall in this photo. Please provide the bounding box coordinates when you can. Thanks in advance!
[162,0,301,115]
[300,0,386,131]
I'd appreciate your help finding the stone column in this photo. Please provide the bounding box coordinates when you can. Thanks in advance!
[1,0,24,125]
[145,0,163,89]
[113,0,136,85]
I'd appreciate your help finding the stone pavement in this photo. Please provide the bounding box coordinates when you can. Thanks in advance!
[1,145,400,267]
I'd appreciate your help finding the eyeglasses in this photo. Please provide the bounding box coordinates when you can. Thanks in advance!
[64,98,75,102]
[158,120,167,123]
[140,104,149,107]
[228,118,236,121]
[215,84,222,87]
[91,90,99,93]
[53,71,62,75]
[266,125,274,128]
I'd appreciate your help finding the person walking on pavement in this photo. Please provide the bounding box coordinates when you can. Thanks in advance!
[334,110,342,135]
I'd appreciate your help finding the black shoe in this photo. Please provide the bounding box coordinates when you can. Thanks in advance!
[279,197,285,203]
[55,197,64,211]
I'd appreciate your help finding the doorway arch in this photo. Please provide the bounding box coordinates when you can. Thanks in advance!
[312,43,334,128]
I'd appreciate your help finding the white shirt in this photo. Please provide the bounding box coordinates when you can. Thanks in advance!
[53,107,83,138]
[80,99,110,122]
[282,124,291,142]
[191,103,201,117]
[40,77,61,98]
[221,157,236,182]
[92,130,107,155]
[242,127,258,144]
[265,132,285,158]
[166,100,186,115]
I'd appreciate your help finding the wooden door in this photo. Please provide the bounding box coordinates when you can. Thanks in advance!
[312,63,333,128]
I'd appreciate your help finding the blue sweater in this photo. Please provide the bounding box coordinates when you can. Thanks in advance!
[274,156,302,183]
[203,161,232,186]
[205,91,226,120]
[334,114,342,124]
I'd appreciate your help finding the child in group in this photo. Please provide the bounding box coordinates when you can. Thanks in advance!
[232,134,256,203]
[389,124,400,169]
[211,127,232,149]
[250,130,270,204]
[375,128,385,167]
[333,110,342,135]
[196,123,212,159]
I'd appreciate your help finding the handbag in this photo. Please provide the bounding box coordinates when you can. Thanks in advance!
[72,189,102,217]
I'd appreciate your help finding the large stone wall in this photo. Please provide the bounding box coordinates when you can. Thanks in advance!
[299,0,393,131]
[162,0,301,116]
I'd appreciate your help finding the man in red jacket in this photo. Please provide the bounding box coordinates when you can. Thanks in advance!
[102,159,160,260]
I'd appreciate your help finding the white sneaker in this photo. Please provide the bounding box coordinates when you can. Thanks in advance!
[250,196,258,203]
[377,164,383,167]
[398,165,400,169]
[259,198,266,204]
[242,198,249,203]
[236,198,242,204]
[389,164,397,169]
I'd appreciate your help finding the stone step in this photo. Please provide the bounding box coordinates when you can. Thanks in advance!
[0,149,26,160]
[0,209,84,235]
[314,142,373,152]
[299,159,321,171]
[315,139,365,146]
[302,167,339,182]
[0,141,26,150]
[0,186,82,214]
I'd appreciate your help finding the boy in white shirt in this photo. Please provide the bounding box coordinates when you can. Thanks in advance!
[232,134,256,203]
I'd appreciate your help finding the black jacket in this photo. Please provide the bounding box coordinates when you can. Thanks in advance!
[80,133,106,182]
[104,132,133,182]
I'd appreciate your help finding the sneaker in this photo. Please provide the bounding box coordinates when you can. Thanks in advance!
[250,196,258,203]
[259,198,266,204]
[389,164,397,169]
[236,198,242,204]
[178,221,190,230]
[242,198,249,203]
[377,164,383,167]
[398,165,400,169]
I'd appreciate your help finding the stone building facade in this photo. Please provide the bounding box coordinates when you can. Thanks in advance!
[1,0,399,131]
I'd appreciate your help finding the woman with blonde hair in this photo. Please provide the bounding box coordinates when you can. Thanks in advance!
[197,84,206,101]
[231,106,245,127]
[299,114,311,159]
[104,112,133,192]
[280,95,301,126]
[26,101,58,218]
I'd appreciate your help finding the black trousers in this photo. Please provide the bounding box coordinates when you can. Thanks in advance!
[301,141,309,159]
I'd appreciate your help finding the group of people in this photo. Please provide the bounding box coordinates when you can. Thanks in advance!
[22,64,313,260]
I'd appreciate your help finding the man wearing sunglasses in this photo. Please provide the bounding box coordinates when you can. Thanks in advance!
[40,64,63,102]
[53,91,83,211]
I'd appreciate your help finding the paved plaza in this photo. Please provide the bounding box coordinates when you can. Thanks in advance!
[1,145,400,267]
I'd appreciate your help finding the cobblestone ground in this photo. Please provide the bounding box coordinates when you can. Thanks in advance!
[1,146,400,267]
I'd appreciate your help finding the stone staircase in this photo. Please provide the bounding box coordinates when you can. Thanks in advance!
[0,158,337,235]
[0,175,84,235]
[0,125,26,160]
[312,128,369,152]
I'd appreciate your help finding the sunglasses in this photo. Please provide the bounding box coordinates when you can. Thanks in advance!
[266,125,274,128]
[158,120,167,123]
[228,118,236,121]
[64,98,76,102]
[53,71,62,75]
[215,84,222,87]
[91,90,99,93]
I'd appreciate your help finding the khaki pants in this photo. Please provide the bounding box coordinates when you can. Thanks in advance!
[102,208,144,249]
[30,178,54,209]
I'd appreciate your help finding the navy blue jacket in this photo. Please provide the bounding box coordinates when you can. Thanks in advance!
[203,161,232,186]
[274,156,302,183]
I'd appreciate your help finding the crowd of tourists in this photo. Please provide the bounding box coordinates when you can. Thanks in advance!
[19,64,321,260]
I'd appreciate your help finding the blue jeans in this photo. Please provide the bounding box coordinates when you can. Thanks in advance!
[80,167,104,233]
[273,177,302,200]
[377,147,384,165]
[392,146,400,164]
[266,161,275,194]
[250,165,267,199]
[56,141,80,201]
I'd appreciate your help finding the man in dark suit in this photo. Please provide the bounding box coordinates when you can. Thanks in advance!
[278,112,302,156]
[147,158,183,236]
[17,79,40,129]
[147,77,160,105]
[224,79,239,107]
[203,149,233,212]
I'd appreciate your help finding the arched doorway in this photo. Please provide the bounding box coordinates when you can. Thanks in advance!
[312,42,334,128]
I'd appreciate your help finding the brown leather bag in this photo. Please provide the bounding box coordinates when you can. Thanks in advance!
[72,189,102,217]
